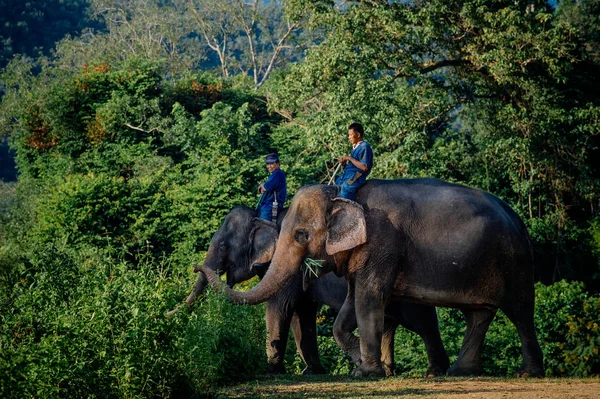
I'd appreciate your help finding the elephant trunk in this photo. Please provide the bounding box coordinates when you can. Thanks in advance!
[165,264,209,318]
[200,251,298,305]
[184,236,224,304]
[185,268,209,305]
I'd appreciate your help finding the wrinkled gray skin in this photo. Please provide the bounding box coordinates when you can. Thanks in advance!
[201,179,544,378]
[183,206,449,375]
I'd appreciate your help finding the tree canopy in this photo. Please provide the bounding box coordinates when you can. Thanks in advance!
[266,0,600,285]
[1,0,600,396]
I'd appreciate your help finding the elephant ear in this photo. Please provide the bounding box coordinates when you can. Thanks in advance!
[249,218,278,268]
[326,198,367,255]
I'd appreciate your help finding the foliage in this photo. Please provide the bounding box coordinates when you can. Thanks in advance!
[534,280,600,376]
[45,0,318,82]
[387,281,600,378]
[0,0,94,69]
[0,246,266,398]
[0,58,279,396]
[1,0,600,394]
[564,296,600,376]
[66,0,205,76]
[268,0,600,286]
[1,57,279,254]
[174,0,315,89]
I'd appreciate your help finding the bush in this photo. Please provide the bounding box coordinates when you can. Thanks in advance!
[535,280,600,376]
[0,251,266,398]
[391,280,600,377]
[0,60,281,397]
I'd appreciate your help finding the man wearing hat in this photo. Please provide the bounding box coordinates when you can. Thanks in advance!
[258,153,287,221]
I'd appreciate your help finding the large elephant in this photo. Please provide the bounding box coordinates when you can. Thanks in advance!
[201,179,545,377]
[177,205,449,375]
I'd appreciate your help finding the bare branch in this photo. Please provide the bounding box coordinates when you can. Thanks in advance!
[124,123,162,134]
[256,21,299,89]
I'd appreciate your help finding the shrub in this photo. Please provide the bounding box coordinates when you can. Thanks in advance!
[391,280,600,377]
[0,252,266,398]
[535,280,600,376]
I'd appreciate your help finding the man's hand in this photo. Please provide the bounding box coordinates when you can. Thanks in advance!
[339,154,368,172]
[258,183,266,194]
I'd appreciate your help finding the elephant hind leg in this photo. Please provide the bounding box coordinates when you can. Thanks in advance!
[381,320,398,377]
[502,301,544,377]
[447,307,496,376]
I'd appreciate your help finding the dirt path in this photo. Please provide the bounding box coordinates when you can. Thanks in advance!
[217,376,600,398]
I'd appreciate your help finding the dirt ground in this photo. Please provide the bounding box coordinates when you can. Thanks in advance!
[217,376,600,399]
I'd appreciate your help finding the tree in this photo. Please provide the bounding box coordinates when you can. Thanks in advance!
[180,0,312,89]
[0,0,92,68]
[50,0,204,76]
[268,0,600,286]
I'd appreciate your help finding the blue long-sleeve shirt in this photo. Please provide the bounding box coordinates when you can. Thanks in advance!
[260,169,286,210]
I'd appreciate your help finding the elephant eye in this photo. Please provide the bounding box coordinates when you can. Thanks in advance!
[219,241,229,252]
[294,229,310,245]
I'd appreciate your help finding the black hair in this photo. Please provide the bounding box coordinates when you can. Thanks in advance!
[348,122,364,136]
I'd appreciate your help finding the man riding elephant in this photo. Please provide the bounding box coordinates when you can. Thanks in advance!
[258,153,286,222]
[336,123,373,201]
[200,179,545,378]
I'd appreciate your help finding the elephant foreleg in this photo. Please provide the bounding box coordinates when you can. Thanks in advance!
[352,295,385,377]
[265,298,294,374]
[289,299,327,374]
[352,283,386,377]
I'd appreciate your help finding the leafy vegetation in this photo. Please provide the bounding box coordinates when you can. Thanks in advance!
[0,0,94,69]
[0,0,599,397]
[269,0,600,287]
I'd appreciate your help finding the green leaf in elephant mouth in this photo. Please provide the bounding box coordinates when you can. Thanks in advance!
[302,257,325,279]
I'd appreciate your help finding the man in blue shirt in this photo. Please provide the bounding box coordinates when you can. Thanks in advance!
[335,123,373,201]
[258,153,287,221]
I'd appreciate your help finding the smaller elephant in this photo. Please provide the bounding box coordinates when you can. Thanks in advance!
[173,205,449,376]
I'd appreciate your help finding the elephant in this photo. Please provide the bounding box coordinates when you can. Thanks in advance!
[200,179,545,378]
[176,205,449,376]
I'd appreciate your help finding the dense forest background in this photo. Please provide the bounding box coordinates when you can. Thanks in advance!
[1,0,599,397]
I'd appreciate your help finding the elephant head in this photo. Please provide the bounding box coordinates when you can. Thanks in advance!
[181,206,279,307]
[201,185,367,305]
